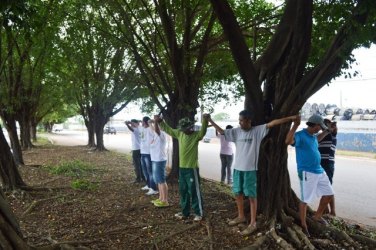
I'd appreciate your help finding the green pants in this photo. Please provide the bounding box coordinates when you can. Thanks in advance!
[179,168,203,217]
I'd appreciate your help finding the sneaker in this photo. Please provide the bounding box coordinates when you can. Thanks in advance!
[151,198,161,204]
[193,214,203,222]
[141,185,149,191]
[228,217,246,226]
[174,212,188,220]
[146,189,159,195]
[154,200,170,207]
[240,224,257,236]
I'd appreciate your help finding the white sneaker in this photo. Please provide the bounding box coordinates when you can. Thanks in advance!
[141,185,149,191]
[146,189,159,195]
[193,215,203,222]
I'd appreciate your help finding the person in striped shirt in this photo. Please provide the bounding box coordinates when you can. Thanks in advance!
[318,118,337,216]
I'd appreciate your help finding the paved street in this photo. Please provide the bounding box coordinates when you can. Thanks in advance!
[47,130,376,227]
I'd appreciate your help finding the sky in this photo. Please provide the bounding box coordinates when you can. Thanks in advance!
[307,44,376,109]
[116,45,376,121]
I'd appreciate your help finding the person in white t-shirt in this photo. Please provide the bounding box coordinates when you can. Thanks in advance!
[140,116,158,195]
[209,110,297,236]
[125,119,144,183]
[149,118,169,207]
[216,125,234,184]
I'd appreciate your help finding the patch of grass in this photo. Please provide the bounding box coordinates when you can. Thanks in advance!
[34,136,51,146]
[337,150,376,159]
[71,179,98,190]
[111,151,132,162]
[46,160,95,177]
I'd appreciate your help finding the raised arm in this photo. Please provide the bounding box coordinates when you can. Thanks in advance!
[198,114,210,139]
[207,116,224,134]
[125,121,134,132]
[153,115,161,136]
[155,115,178,138]
[317,128,331,142]
[267,115,298,128]
[285,116,301,145]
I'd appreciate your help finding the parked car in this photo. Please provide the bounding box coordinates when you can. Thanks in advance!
[53,124,63,132]
[104,126,116,134]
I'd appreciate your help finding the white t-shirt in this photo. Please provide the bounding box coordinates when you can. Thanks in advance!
[131,127,141,150]
[150,131,167,162]
[140,126,153,154]
[219,134,233,155]
[224,124,269,171]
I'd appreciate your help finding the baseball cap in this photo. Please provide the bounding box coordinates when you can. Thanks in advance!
[324,118,336,125]
[177,117,195,131]
[130,119,139,123]
[307,114,328,130]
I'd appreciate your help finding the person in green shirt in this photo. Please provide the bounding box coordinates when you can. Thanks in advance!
[154,113,210,222]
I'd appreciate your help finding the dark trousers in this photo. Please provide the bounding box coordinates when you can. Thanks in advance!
[132,150,144,182]
[220,154,233,184]
[321,162,335,184]
[179,168,203,217]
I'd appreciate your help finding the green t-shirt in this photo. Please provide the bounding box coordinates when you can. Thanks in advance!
[160,120,208,168]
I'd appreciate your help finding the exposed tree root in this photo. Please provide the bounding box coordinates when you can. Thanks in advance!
[37,238,93,250]
[284,205,376,249]
[37,177,64,186]
[240,235,268,250]
[152,223,201,246]
[350,233,376,248]
[25,164,43,168]
[270,228,295,249]
[21,195,67,217]
[19,186,72,192]
[205,217,214,250]
[280,211,315,249]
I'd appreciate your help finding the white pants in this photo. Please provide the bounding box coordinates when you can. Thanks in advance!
[299,171,334,204]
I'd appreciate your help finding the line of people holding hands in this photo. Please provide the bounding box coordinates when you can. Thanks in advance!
[126,110,336,236]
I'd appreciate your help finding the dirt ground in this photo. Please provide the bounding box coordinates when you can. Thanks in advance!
[6,144,376,249]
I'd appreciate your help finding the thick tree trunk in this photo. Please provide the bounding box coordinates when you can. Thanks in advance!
[258,125,299,219]
[94,120,106,152]
[19,119,33,150]
[84,119,96,148]
[0,190,30,250]
[43,122,53,133]
[0,113,24,166]
[30,121,37,142]
[0,125,27,190]
[168,138,179,181]
[93,106,108,151]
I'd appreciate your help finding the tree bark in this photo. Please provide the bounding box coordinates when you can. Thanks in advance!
[18,116,34,150]
[0,112,24,165]
[210,0,376,228]
[0,125,27,190]
[94,107,108,151]
[85,119,96,148]
[0,189,30,250]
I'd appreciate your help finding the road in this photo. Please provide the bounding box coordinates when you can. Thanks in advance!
[47,130,376,227]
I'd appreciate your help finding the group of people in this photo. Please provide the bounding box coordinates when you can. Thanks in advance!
[125,117,169,207]
[125,110,338,236]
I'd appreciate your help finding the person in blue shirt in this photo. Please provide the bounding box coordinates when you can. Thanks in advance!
[285,114,334,236]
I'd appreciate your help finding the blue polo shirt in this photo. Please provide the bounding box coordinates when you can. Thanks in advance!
[292,129,324,174]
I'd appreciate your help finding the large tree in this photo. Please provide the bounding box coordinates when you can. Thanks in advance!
[0,0,62,159]
[59,0,141,151]
[106,0,240,178]
[210,0,376,247]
